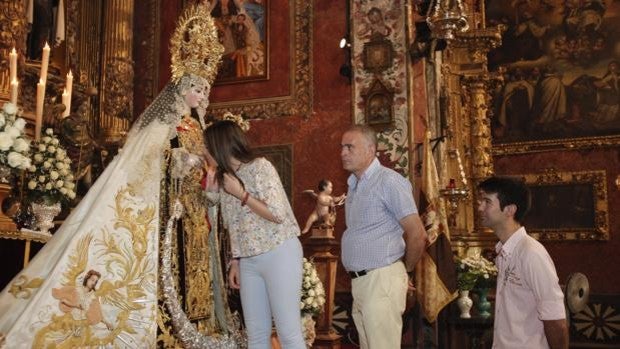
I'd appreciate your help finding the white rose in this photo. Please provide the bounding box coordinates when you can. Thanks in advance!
[42,136,51,144]
[2,102,17,115]
[56,162,64,169]
[51,138,59,145]
[28,180,37,190]
[308,289,315,297]
[304,282,311,289]
[305,297,314,305]
[19,156,31,169]
[47,145,56,153]
[60,187,68,195]
[63,157,71,164]
[312,301,318,309]
[38,144,46,152]
[68,190,76,199]
[45,128,53,136]
[43,161,51,169]
[304,276,310,283]
[7,152,23,168]
[65,182,75,189]
[38,175,46,183]
[6,126,20,139]
[56,152,66,161]
[56,180,64,188]
[34,154,43,163]
[28,165,36,172]
[13,138,29,152]
[13,118,26,131]
[45,183,52,190]
[0,133,13,151]
[50,171,59,180]
[60,168,68,176]
[67,174,74,181]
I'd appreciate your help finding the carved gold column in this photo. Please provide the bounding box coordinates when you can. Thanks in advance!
[99,0,134,144]
[0,0,27,100]
[440,27,503,251]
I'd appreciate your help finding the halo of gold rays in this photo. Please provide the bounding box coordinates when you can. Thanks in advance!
[170,4,224,84]
[573,303,620,341]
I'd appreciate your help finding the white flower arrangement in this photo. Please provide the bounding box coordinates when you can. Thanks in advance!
[0,103,32,171]
[456,254,498,291]
[300,257,326,316]
[25,128,76,204]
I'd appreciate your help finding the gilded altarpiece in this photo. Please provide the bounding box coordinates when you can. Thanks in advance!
[433,2,505,252]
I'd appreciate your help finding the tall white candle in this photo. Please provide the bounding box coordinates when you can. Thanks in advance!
[35,79,45,141]
[65,70,73,116]
[10,79,18,105]
[9,48,17,82]
[40,42,50,83]
[61,88,70,117]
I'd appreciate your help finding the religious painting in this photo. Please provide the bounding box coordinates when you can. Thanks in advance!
[362,78,394,131]
[519,169,608,241]
[208,0,268,84]
[487,0,620,154]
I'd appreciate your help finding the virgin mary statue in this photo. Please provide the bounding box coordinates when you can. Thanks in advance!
[0,4,244,348]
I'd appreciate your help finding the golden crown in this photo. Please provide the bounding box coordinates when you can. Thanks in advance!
[170,4,224,84]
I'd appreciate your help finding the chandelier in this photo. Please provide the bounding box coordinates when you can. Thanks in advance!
[426,0,469,40]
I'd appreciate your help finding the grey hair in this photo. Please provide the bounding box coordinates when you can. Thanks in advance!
[346,124,377,148]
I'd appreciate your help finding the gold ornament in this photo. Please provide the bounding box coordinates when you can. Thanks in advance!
[170,4,224,84]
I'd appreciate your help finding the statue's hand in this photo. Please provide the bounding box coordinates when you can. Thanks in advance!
[171,147,202,179]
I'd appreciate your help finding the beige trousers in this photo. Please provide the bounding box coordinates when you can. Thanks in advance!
[351,261,408,349]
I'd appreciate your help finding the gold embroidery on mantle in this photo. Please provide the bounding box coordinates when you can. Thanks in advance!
[8,276,44,299]
[32,187,156,347]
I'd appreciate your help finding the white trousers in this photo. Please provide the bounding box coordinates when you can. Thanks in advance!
[351,261,408,349]
[239,237,305,349]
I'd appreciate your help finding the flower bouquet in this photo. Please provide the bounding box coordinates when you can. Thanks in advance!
[22,129,76,234]
[0,103,31,182]
[300,258,325,347]
[456,254,497,291]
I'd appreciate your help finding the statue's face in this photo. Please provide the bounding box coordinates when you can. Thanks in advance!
[184,83,207,109]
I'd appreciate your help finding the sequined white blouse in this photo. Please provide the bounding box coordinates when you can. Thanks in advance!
[216,157,300,258]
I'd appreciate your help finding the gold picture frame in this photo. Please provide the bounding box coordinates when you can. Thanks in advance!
[519,169,609,241]
[207,0,313,119]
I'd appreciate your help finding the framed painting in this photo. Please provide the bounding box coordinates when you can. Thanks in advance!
[209,0,269,84]
[182,0,312,120]
[519,169,608,241]
[486,1,620,154]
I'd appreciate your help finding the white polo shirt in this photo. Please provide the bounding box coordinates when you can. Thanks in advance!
[493,227,566,349]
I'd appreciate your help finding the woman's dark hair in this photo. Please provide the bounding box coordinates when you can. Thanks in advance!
[204,120,255,185]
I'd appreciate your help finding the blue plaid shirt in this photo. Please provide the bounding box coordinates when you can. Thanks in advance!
[341,158,418,272]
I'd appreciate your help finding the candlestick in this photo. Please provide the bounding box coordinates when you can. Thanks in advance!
[10,79,18,105]
[9,47,17,82]
[40,42,50,83]
[35,79,45,141]
[61,89,70,117]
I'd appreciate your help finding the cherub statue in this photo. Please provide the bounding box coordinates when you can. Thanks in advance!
[301,179,346,234]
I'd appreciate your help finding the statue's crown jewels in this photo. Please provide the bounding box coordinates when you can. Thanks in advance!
[170,4,224,84]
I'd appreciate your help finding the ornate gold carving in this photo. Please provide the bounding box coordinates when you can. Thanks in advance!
[208,0,313,119]
[493,135,620,155]
[0,0,27,96]
[518,169,609,241]
[99,0,133,144]
[8,275,44,299]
